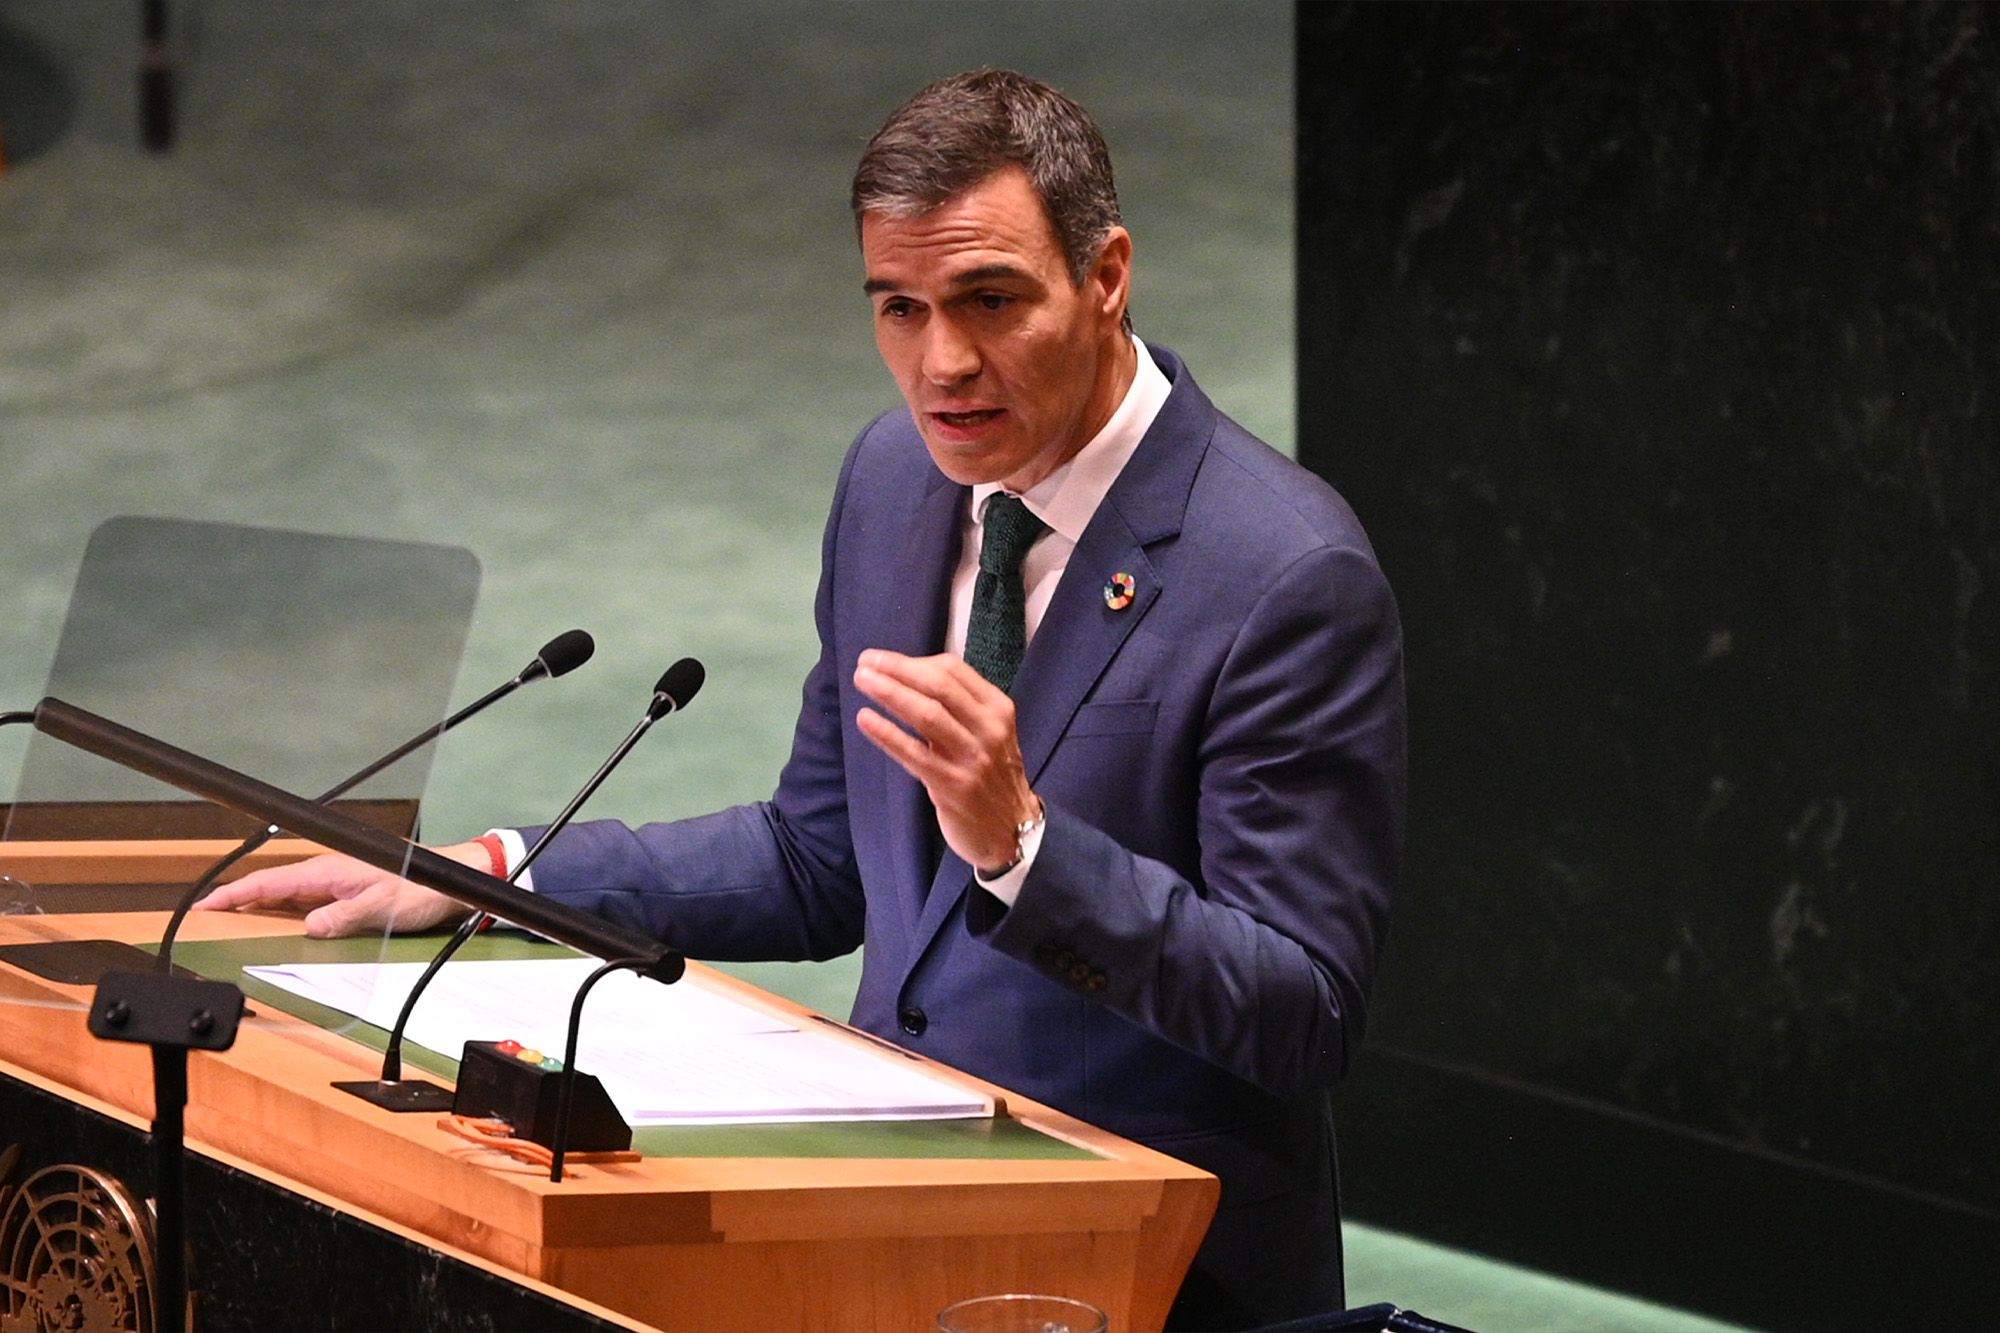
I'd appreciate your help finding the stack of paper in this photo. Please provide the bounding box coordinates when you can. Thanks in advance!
[247,957,993,1125]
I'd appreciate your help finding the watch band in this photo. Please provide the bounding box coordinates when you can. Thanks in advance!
[981,799,1045,879]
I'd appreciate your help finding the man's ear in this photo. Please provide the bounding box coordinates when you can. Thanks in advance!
[1091,227,1134,327]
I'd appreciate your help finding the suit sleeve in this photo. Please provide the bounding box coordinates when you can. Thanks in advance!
[509,438,869,963]
[967,541,1405,1094]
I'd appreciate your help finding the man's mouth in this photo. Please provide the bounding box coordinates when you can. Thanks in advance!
[933,409,1003,429]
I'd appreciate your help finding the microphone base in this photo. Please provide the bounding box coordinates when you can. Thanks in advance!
[333,1077,456,1113]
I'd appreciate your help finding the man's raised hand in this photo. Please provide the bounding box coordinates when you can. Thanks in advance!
[852,649,1040,872]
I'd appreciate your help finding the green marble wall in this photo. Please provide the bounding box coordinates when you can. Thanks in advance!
[0,1,1292,1019]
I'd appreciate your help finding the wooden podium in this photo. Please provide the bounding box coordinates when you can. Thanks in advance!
[0,840,1217,1331]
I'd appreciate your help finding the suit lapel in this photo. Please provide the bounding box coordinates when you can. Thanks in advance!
[881,471,967,926]
[1009,512,1160,781]
[1014,345,1211,781]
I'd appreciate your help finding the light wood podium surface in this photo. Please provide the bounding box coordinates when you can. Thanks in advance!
[0,840,1217,1331]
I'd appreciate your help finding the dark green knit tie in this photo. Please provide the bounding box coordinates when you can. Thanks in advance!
[963,494,1047,693]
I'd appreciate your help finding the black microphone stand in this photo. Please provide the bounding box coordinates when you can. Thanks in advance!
[87,969,244,1333]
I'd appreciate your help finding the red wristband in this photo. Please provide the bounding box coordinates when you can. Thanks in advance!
[474,833,509,879]
[472,835,508,933]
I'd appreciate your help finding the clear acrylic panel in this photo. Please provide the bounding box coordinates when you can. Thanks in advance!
[9,516,480,837]
[0,516,480,1033]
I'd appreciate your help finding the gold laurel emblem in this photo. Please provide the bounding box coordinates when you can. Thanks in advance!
[0,1161,158,1333]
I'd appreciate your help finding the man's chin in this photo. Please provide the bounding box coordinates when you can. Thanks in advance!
[919,433,1023,487]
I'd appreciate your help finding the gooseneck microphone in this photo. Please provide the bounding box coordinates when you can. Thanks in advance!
[155,630,596,972]
[353,658,707,1113]
[646,657,706,719]
[335,628,596,798]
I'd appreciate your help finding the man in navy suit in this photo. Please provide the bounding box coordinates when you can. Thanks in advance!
[204,70,1405,1328]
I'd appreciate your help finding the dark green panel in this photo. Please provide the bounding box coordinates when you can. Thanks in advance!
[1300,2,1998,1326]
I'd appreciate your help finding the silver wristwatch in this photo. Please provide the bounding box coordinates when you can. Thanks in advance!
[979,799,1045,880]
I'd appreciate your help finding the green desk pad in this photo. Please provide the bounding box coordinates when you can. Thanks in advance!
[165,933,1095,1161]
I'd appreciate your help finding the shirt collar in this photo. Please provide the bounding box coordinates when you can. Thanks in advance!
[971,336,1173,543]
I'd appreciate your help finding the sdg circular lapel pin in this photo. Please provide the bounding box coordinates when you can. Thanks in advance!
[1103,571,1136,611]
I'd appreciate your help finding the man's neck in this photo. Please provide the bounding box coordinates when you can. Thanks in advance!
[1001,332,1140,493]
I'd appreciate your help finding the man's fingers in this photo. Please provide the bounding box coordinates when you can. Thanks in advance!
[303,887,398,939]
[856,688,1026,805]
[857,650,995,717]
[193,864,330,912]
[854,651,1014,757]
[306,882,457,939]
[854,667,969,752]
[194,852,396,915]
[856,706,945,782]
[302,899,367,939]
[194,848,469,938]
[189,879,261,912]
[854,652,1039,872]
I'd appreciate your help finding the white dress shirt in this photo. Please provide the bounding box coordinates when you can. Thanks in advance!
[950,336,1171,903]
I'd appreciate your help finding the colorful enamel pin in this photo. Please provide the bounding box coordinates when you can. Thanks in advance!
[1103,571,1137,611]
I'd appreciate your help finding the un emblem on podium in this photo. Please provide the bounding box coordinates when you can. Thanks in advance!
[0,1152,159,1333]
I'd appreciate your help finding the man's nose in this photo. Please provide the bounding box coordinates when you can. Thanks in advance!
[921,318,980,387]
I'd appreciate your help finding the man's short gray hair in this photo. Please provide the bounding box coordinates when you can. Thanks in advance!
[851,69,1124,287]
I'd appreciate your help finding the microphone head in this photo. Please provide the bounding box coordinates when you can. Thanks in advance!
[648,657,706,719]
[525,629,596,682]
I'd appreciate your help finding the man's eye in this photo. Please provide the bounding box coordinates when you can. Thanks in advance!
[880,299,916,320]
[974,294,1011,312]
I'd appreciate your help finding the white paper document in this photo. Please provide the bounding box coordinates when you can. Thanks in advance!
[246,956,993,1125]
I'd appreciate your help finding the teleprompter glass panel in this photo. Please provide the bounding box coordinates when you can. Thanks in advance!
[1,516,479,914]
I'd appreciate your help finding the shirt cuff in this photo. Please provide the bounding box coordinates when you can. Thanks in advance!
[488,827,535,893]
[972,814,1046,908]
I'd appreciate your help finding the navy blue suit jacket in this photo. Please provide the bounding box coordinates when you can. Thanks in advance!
[524,345,1405,1321]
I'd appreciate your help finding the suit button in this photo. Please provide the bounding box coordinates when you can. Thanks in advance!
[1085,971,1108,993]
[1067,962,1092,986]
[898,1006,928,1037]
[1053,950,1076,973]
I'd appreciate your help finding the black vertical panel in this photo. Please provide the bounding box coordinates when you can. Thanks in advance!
[1299,3,1999,1327]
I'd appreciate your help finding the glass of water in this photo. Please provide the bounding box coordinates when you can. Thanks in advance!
[937,1293,1108,1333]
